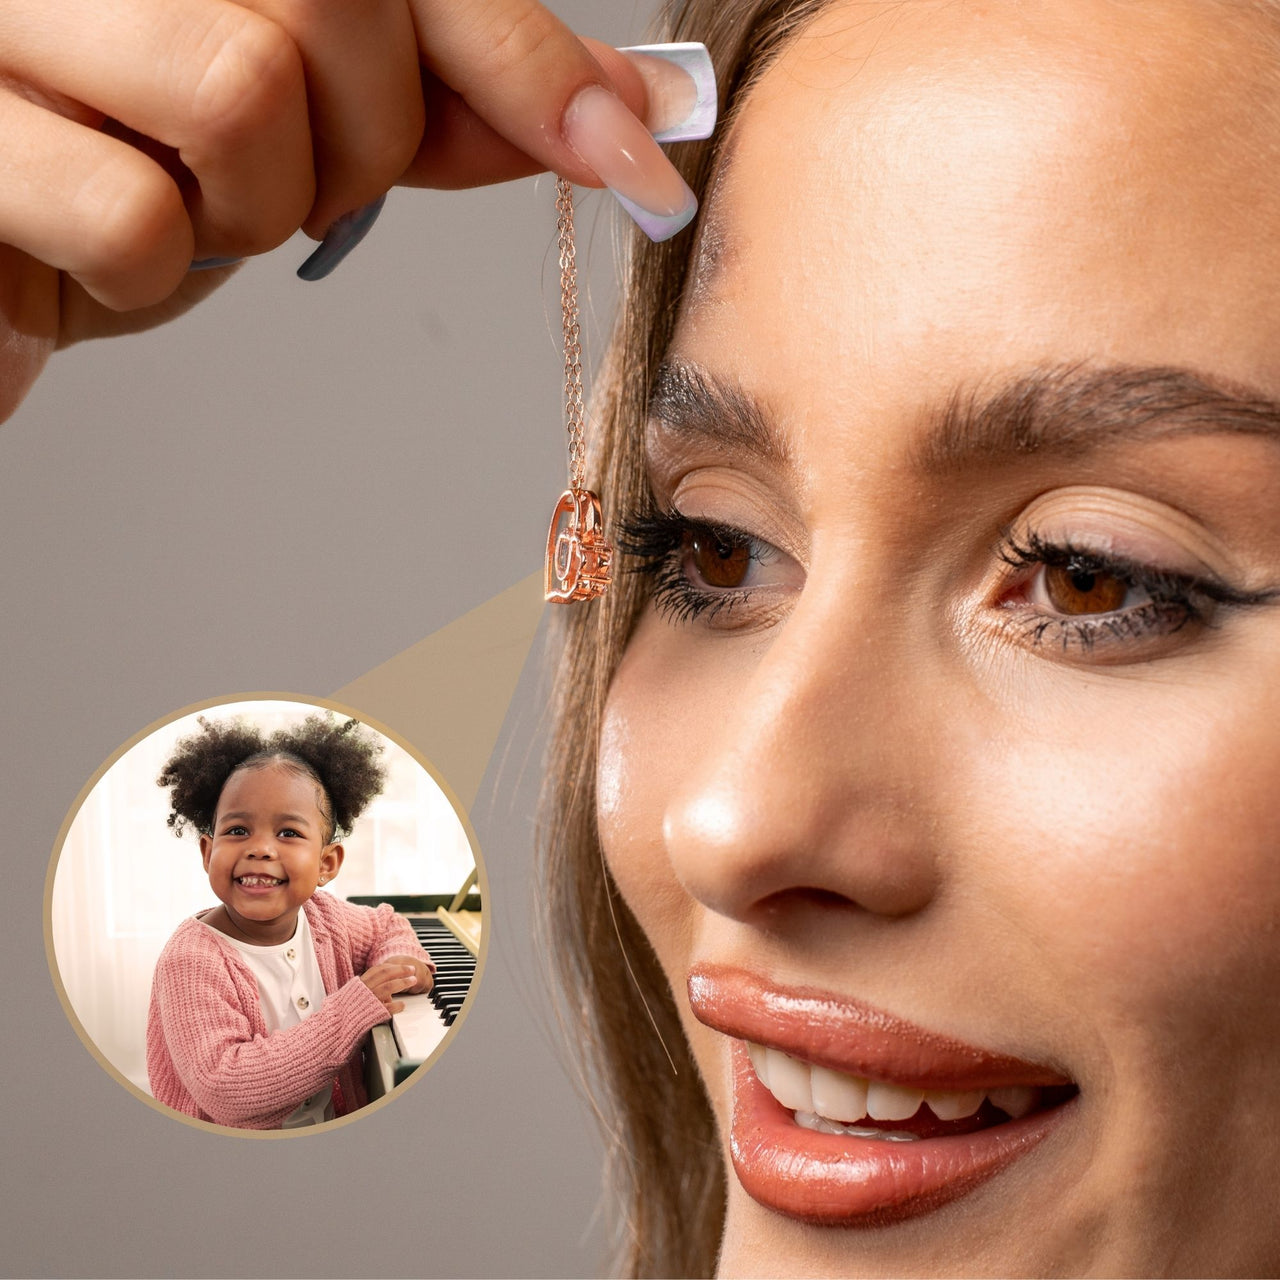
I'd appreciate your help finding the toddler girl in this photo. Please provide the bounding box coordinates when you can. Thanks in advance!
[147,713,435,1129]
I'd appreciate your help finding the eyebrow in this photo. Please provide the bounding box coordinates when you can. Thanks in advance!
[646,359,1280,473]
[647,360,791,468]
[920,363,1280,473]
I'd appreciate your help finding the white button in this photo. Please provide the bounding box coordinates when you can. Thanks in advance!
[297,996,309,1010]
[285,948,296,961]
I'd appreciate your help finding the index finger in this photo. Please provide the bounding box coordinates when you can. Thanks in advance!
[409,0,697,240]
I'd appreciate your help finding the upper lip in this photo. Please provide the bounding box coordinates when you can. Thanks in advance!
[688,964,1074,1091]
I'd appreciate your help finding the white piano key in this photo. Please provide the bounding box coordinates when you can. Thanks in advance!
[390,992,449,1062]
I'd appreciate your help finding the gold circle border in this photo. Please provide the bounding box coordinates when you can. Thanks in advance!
[42,689,492,1140]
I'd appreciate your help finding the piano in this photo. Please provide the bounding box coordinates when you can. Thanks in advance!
[356,872,482,1101]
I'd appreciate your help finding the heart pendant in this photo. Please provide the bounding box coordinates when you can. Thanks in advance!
[545,488,613,603]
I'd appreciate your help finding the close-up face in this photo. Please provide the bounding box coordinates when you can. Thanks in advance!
[597,0,1280,1274]
[199,762,341,945]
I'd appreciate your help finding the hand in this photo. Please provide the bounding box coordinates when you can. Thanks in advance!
[0,0,704,421]
[380,953,435,995]
[359,962,420,1015]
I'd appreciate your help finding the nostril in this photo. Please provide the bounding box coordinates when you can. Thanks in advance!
[759,887,861,913]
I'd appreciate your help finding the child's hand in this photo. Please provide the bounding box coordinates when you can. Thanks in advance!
[359,962,420,1015]
[0,0,674,423]
[380,953,435,996]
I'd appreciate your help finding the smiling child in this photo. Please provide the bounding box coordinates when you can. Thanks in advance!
[147,713,435,1130]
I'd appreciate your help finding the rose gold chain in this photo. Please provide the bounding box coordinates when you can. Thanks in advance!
[544,180,612,603]
[556,178,586,491]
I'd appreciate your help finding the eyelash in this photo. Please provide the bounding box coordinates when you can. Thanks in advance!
[993,530,1260,652]
[619,508,768,625]
[620,506,1274,652]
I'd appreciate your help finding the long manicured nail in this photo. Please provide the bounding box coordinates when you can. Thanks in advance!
[297,194,386,281]
[621,42,717,143]
[562,84,697,242]
[190,256,243,271]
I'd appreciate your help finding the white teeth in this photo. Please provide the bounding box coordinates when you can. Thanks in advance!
[763,1049,813,1113]
[794,1109,846,1135]
[810,1064,868,1123]
[988,1085,1037,1119]
[925,1089,986,1120]
[865,1080,925,1121]
[746,1042,1046,1128]
[795,1111,921,1141]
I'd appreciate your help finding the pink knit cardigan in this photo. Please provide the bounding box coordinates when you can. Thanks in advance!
[146,892,426,1129]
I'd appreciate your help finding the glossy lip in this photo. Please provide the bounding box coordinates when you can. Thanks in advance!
[689,964,1074,1090]
[690,965,1078,1226]
[729,1046,1075,1227]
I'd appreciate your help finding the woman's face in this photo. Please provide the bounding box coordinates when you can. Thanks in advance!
[598,1,1280,1273]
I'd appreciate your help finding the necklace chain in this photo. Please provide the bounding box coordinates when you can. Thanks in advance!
[544,179,612,603]
[556,178,586,491]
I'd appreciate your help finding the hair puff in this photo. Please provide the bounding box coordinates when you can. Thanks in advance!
[157,713,386,841]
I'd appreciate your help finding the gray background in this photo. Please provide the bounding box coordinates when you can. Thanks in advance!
[1,2,661,1273]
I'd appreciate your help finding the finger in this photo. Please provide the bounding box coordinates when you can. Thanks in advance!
[0,244,56,424]
[57,265,238,348]
[235,0,424,236]
[0,0,314,259]
[386,999,406,1015]
[0,89,192,309]
[401,38,646,190]
[373,967,418,994]
[407,2,696,238]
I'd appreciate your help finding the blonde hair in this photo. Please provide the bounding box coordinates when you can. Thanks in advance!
[539,3,831,1276]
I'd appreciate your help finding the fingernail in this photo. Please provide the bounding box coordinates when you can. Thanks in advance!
[562,84,697,242]
[297,194,386,281]
[190,256,243,271]
[620,42,717,143]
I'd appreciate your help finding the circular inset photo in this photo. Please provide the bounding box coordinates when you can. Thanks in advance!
[46,695,485,1135]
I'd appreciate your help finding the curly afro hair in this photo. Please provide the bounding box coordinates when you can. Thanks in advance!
[157,713,386,842]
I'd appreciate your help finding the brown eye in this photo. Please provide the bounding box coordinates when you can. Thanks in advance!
[687,530,751,588]
[1043,563,1129,614]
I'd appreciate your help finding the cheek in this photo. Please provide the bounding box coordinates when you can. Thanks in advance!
[979,668,1280,1061]
[597,622,725,963]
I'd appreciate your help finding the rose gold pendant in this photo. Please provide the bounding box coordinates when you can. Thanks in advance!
[545,487,613,603]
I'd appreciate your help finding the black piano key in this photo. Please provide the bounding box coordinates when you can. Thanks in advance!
[403,915,477,1028]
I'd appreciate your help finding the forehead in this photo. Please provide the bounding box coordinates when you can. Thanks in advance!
[680,0,1280,423]
[216,763,323,816]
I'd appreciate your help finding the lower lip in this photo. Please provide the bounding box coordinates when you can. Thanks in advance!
[729,1044,1074,1227]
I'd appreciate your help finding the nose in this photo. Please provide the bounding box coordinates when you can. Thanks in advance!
[661,582,946,926]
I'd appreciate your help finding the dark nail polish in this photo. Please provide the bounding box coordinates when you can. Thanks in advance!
[297,195,387,282]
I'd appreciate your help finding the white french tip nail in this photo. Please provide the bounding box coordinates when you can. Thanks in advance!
[620,42,718,143]
[562,84,699,243]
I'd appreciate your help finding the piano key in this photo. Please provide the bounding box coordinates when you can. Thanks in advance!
[365,909,480,1097]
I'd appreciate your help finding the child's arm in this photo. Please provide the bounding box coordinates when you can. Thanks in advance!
[151,943,414,1129]
[354,900,439,993]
